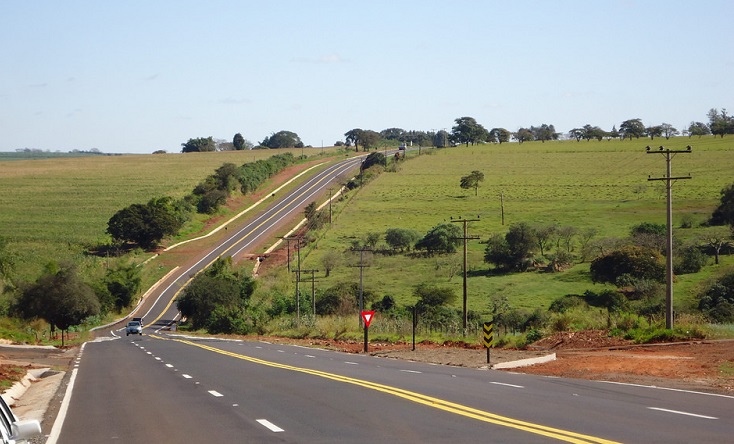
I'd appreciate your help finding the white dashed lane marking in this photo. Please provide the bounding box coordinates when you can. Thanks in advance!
[257,419,284,432]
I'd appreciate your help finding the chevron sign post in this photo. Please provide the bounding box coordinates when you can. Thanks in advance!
[483,321,494,364]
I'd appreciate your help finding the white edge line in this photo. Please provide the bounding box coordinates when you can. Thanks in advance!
[647,407,718,420]
[490,381,525,388]
[599,380,734,399]
[399,369,422,374]
[208,390,223,397]
[46,342,87,444]
[257,419,285,432]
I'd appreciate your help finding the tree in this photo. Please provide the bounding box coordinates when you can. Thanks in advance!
[484,223,538,271]
[413,283,457,309]
[660,123,679,139]
[181,136,216,153]
[379,128,406,140]
[698,271,734,322]
[530,124,559,143]
[321,250,342,277]
[459,170,485,196]
[359,130,381,151]
[645,125,663,140]
[15,262,100,345]
[415,223,462,255]
[344,128,364,151]
[489,128,511,144]
[451,117,488,146]
[512,128,534,143]
[589,246,665,285]
[568,128,584,142]
[385,228,421,252]
[707,108,734,138]
[699,227,732,265]
[687,121,711,138]
[433,130,449,147]
[107,197,184,249]
[362,151,385,170]
[619,119,645,140]
[176,258,255,331]
[710,183,734,226]
[584,289,629,328]
[261,130,303,148]
[104,262,142,310]
[233,133,245,150]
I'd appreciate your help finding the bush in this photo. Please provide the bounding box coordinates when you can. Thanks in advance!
[674,245,707,274]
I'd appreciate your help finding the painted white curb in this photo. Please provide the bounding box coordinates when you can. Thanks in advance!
[492,353,556,369]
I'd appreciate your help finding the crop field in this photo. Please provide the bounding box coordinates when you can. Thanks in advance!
[299,137,734,316]
[0,148,334,280]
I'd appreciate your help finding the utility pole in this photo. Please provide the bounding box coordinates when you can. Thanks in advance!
[282,235,300,273]
[290,238,303,324]
[300,269,319,319]
[500,192,505,225]
[352,247,372,327]
[646,145,691,330]
[451,216,480,336]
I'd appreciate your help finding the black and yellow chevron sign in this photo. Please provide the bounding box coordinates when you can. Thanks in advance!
[482,322,494,348]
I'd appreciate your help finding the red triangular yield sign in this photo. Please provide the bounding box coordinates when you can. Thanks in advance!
[361,310,375,328]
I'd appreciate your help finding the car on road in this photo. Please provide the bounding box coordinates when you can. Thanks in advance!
[0,395,41,443]
[125,321,143,336]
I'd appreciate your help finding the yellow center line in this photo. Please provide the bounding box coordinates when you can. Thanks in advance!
[151,335,621,444]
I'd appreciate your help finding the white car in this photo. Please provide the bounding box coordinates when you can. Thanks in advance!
[125,321,143,336]
[0,395,41,443]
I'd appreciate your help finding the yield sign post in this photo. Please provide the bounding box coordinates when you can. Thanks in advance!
[361,311,375,352]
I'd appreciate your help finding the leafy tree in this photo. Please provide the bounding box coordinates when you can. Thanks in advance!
[700,227,732,265]
[710,183,734,226]
[645,125,663,140]
[568,128,584,141]
[619,118,645,140]
[488,128,511,144]
[698,271,734,322]
[362,151,385,169]
[451,117,488,146]
[707,108,734,138]
[359,130,381,151]
[15,262,100,345]
[512,128,534,143]
[317,282,375,315]
[104,262,142,310]
[176,258,255,331]
[371,295,396,312]
[379,128,406,140]
[415,223,462,255]
[484,233,513,270]
[589,246,665,285]
[673,245,707,274]
[433,130,449,148]
[413,283,457,309]
[530,124,559,142]
[181,136,216,153]
[505,222,538,269]
[687,121,711,138]
[321,250,342,277]
[261,130,303,148]
[459,170,485,196]
[233,133,246,150]
[630,222,667,253]
[385,228,420,252]
[584,289,629,327]
[107,197,185,249]
[344,128,364,151]
[660,123,679,139]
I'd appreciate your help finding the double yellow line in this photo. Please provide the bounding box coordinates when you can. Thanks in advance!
[153,336,620,444]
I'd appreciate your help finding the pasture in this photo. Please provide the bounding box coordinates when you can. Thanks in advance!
[298,137,734,316]
[0,148,336,281]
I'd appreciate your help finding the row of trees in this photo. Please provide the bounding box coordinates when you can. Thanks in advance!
[177,107,733,154]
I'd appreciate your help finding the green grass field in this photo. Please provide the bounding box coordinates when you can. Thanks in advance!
[298,137,734,317]
[0,148,336,281]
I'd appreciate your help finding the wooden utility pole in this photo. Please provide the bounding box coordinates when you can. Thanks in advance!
[300,269,319,318]
[646,145,691,330]
[451,217,480,336]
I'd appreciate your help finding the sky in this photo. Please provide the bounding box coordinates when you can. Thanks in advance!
[1,0,733,154]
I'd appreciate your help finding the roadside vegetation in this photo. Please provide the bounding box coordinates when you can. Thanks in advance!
[1,116,734,349]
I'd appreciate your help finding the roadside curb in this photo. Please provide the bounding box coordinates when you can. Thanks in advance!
[492,353,556,369]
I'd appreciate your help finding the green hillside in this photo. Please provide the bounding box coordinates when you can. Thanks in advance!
[297,137,734,319]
